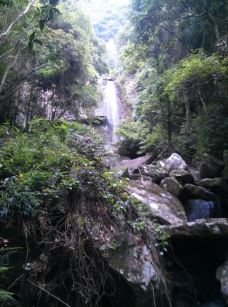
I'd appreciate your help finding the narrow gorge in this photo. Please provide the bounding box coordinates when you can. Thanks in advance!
[0,0,227,307]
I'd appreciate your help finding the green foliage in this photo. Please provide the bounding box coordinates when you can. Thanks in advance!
[130,219,145,233]
[117,120,148,157]
[0,118,103,218]
[193,105,228,157]
[117,119,164,156]
[117,0,228,161]
[162,53,228,102]
[0,244,21,306]
[0,0,101,123]
[154,224,169,256]
[0,178,39,218]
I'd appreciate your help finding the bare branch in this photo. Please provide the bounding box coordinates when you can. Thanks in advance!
[0,51,20,94]
[0,0,36,42]
[28,279,71,307]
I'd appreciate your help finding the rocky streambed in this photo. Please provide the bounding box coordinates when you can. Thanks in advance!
[104,151,228,307]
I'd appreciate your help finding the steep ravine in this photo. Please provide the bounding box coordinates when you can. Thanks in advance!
[93,40,228,307]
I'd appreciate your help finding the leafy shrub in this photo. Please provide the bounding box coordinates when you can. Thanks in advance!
[162,52,228,102]
[0,243,20,306]
[193,104,228,158]
[0,118,103,218]
[116,120,142,158]
[117,120,164,157]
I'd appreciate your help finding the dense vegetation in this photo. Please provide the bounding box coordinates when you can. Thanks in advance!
[0,0,228,306]
[117,0,228,160]
[0,0,108,125]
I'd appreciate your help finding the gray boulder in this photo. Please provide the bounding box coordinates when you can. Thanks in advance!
[162,153,187,172]
[125,180,187,225]
[161,177,183,197]
[139,153,188,184]
[140,163,168,183]
[184,184,215,200]
[89,219,163,295]
[161,218,228,238]
[111,154,153,179]
[169,169,195,185]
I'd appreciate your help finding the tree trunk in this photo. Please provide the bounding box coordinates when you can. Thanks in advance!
[197,88,207,113]
[183,90,191,134]
[25,83,35,129]
[206,11,220,40]
[167,99,172,148]
[0,0,36,41]
[0,52,19,94]
[12,90,21,126]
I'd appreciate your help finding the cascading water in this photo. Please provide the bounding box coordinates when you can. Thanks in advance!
[184,199,217,221]
[95,38,122,146]
[102,79,120,144]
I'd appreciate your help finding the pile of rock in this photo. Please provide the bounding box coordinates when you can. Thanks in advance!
[109,151,228,305]
[114,152,228,223]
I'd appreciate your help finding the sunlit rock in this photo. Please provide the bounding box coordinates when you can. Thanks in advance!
[162,153,187,172]
[126,180,187,225]
[161,218,228,238]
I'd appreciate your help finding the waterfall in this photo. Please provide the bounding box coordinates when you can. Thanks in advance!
[103,80,120,143]
[184,199,216,221]
[96,78,121,145]
[95,38,121,145]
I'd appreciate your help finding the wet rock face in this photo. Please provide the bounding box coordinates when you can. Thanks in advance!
[161,177,183,197]
[103,231,157,290]
[199,178,224,190]
[183,184,216,201]
[162,218,228,238]
[88,217,164,300]
[217,258,228,305]
[126,180,187,225]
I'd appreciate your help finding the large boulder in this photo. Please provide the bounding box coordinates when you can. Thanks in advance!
[110,154,153,180]
[196,154,224,179]
[140,163,168,183]
[169,169,194,185]
[198,177,228,197]
[183,184,215,200]
[161,218,228,238]
[161,177,183,197]
[90,221,160,292]
[162,153,187,172]
[139,153,188,184]
[125,180,187,225]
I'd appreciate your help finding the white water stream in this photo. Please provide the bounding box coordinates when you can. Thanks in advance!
[96,39,122,145]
